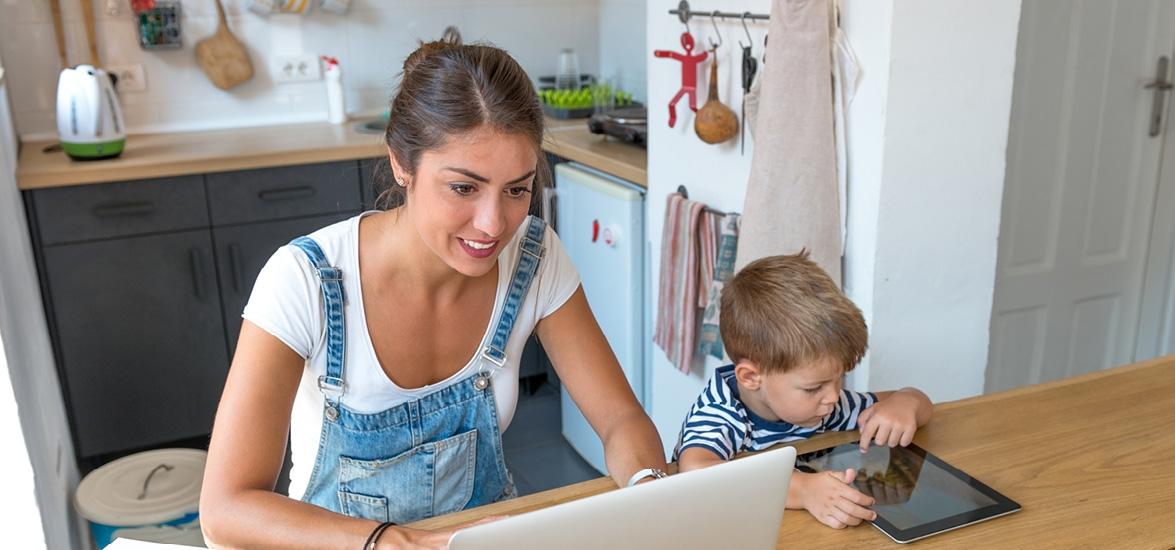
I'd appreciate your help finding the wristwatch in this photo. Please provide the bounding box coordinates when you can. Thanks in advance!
[626,467,668,487]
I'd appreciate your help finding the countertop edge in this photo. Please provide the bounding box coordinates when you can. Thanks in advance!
[17,120,647,190]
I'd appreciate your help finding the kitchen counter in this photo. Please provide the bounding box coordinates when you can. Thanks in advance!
[409,355,1175,548]
[15,117,646,190]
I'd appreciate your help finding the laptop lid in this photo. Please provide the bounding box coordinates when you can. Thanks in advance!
[449,446,796,550]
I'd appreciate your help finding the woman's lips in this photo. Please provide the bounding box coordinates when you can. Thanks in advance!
[459,238,499,259]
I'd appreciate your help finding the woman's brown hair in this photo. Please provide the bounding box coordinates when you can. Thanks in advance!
[373,27,548,215]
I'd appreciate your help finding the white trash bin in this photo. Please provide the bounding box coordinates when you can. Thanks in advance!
[75,448,206,549]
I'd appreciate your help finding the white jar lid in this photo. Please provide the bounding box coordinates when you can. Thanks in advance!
[75,449,206,526]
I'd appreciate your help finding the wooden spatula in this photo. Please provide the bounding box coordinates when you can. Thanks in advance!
[196,0,254,90]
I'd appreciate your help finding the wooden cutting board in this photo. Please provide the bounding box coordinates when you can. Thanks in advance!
[195,0,254,90]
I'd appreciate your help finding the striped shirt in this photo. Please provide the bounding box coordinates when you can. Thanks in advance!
[674,365,878,460]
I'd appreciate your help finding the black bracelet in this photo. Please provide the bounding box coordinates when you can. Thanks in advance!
[363,521,395,550]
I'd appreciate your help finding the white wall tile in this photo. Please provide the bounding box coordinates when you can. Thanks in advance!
[0,0,640,138]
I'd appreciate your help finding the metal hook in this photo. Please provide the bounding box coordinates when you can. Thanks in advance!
[739,12,753,49]
[708,10,722,50]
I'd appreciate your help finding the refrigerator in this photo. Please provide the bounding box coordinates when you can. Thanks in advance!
[553,162,647,475]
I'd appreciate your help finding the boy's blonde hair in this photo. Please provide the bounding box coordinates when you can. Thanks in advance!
[719,252,867,374]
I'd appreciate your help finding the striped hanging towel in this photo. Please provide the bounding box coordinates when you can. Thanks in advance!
[654,192,706,374]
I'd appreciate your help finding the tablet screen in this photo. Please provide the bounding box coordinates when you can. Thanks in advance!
[797,444,999,530]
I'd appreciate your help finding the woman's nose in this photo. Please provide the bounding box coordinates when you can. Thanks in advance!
[472,195,506,237]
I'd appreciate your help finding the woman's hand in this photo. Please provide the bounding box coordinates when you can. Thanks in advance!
[383,516,507,550]
[857,388,933,452]
[790,469,877,529]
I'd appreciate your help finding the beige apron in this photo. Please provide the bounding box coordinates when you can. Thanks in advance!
[736,0,842,283]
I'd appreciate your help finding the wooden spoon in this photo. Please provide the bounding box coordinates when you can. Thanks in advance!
[79,0,99,66]
[196,0,254,90]
[694,49,739,144]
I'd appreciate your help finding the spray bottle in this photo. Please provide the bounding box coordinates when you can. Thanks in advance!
[321,55,346,124]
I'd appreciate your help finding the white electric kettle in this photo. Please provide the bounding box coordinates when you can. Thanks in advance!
[56,65,126,160]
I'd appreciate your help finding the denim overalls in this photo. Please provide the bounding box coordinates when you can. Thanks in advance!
[288,216,546,524]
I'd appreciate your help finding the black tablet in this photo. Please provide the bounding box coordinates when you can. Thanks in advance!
[796,442,1020,543]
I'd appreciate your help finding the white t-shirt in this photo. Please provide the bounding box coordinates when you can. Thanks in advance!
[242,212,581,500]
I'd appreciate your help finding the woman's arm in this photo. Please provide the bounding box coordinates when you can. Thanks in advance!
[535,287,667,488]
[200,321,461,549]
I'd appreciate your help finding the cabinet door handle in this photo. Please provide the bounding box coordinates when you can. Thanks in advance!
[92,201,156,218]
[258,186,316,201]
[228,243,243,293]
[189,248,207,301]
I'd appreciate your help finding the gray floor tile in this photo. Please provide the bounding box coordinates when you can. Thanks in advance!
[506,439,603,496]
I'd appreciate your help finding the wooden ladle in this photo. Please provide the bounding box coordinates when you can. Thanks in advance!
[196,0,254,90]
[694,49,739,144]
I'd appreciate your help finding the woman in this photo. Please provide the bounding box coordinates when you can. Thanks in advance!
[200,35,666,549]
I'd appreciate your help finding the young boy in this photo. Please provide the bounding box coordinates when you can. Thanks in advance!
[675,253,933,530]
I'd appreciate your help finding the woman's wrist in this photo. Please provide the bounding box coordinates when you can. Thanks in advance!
[364,521,395,550]
[626,467,668,487]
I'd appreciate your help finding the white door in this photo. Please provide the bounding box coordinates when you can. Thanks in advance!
[987,0,1175,393]
[1137,63,1175,359]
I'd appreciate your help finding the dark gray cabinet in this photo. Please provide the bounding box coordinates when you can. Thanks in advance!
[214,212,352,353]
[207,161,362,225]
[43,230,228,457]
[26,160,363,467]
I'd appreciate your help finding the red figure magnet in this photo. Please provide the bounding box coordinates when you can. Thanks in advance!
[654,32,709,128]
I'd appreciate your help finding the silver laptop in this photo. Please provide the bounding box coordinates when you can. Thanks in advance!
[449,445,796,550]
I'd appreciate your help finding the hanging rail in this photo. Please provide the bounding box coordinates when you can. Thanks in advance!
[669,0,768,25]
[677,185,736,216]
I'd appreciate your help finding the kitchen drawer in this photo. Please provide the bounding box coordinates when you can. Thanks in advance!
[32,175,208,245]
[206,161,362,225]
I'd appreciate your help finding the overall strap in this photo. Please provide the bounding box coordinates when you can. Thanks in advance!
[481,217,546,368]
[289,236,347,409]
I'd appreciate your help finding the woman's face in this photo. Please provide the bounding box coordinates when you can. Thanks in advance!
[401,124,538,278]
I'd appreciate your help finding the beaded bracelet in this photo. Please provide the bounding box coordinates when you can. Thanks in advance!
[363,521,395,550]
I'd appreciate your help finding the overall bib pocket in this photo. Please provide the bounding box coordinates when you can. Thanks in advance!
[336,429,478,523]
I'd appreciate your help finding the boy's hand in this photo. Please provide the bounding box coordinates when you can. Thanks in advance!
[793,469,877,529]
[858,389,925,452]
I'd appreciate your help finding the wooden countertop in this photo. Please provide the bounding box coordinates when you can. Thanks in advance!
[410,355,1175,548]
[15,118,646,190]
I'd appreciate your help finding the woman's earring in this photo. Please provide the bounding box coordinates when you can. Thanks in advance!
[397,178,406,187]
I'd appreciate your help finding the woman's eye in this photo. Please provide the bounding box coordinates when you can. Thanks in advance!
[506,186,531,199]
[449,184,475,196]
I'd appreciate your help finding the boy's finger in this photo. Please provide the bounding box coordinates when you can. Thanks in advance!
[873,425,893,448]
[842,485,875,507]
[829,507,862,527]
[835,498,877,522]
[887,428,903,448]
[859,423,878,452]
[900,429,915,447]
[842,468,857,484]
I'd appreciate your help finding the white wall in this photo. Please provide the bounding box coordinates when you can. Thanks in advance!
[857,0,1021,400]
[0,0,603,139]
[599,0,647,103]
[645,0,772,452]
[0,69,88,549]
[645,0,1021,454]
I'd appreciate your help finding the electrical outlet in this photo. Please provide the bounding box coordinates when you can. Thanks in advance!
[107,64,147,92]
[272,54,321,83]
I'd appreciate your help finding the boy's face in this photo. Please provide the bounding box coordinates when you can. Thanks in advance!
[737,357,844,428]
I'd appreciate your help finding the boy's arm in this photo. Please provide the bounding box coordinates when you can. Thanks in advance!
[858,388,934,451]
[676,446,727,472]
